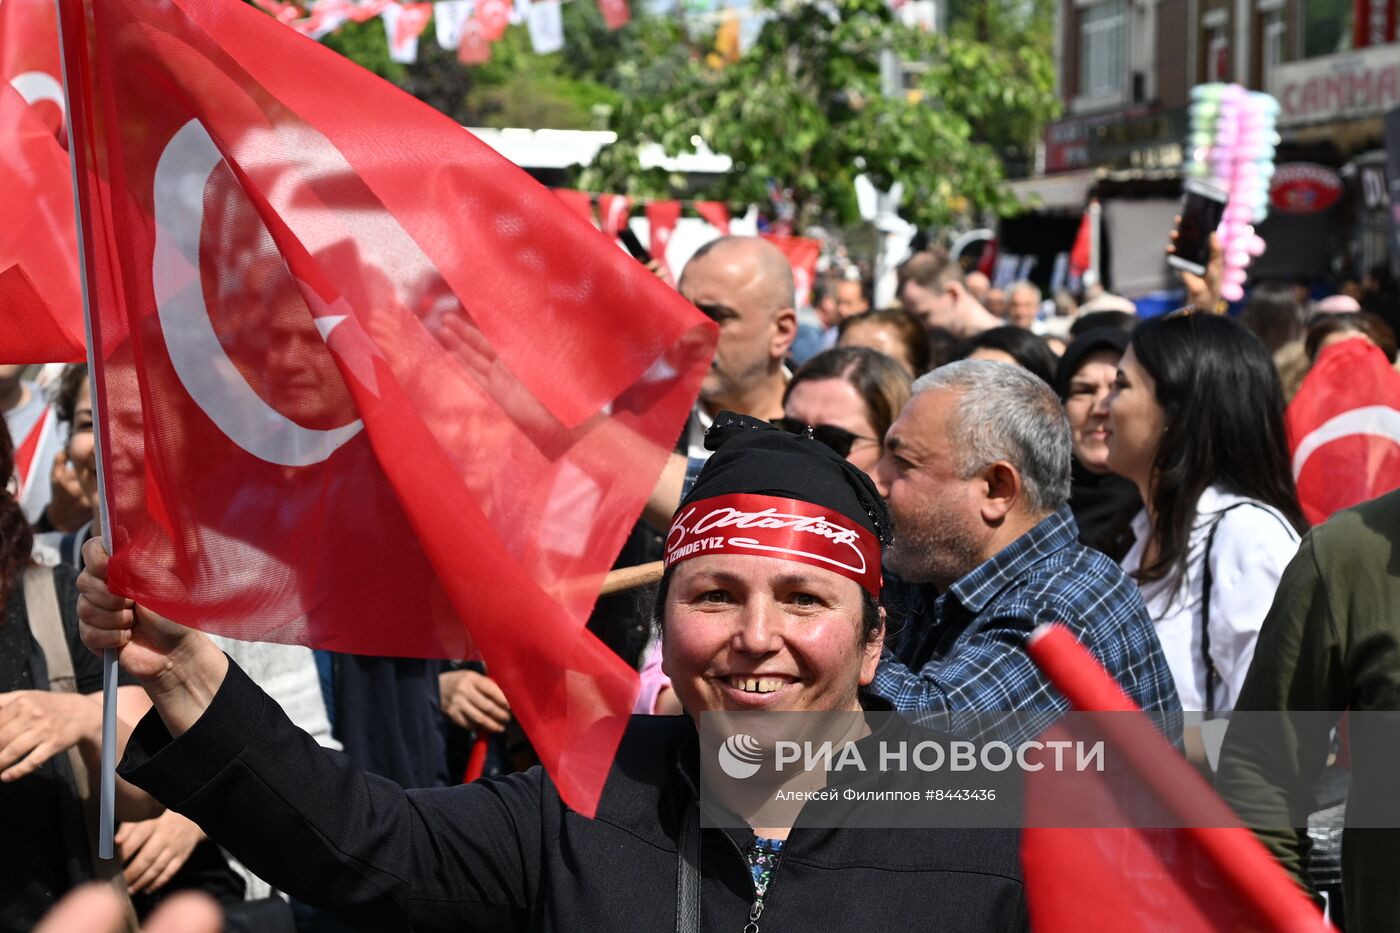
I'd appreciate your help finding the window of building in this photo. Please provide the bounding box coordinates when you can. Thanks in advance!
[1261,9,1286,80]
[1206,24,1230,82]
[1079,0,1126,99]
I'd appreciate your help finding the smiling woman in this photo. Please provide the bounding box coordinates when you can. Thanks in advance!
[77,412,1027,932]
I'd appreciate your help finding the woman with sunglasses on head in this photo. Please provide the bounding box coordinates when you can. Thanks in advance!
[1103,313,1307,719]
[779,347,912,496]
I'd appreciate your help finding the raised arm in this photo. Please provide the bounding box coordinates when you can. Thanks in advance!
[77,538,540,932]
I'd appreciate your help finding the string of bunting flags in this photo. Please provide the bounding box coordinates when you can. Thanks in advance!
[552,188,824,307]
[247,0,627,63]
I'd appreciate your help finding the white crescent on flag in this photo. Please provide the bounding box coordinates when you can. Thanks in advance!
[8,70,64,116]
[1291,404,1400,479]
[150,118,364,468]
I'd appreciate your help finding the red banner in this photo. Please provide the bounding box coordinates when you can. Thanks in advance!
[646,200,681,273]
[598,193,632,237]
[58,0,715,815]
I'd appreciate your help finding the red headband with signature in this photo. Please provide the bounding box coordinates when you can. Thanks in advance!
[664,493,883,596]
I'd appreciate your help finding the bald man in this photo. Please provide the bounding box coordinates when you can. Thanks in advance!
[679,236,798,426]
[964,271,991,304]
[641,236,798,527]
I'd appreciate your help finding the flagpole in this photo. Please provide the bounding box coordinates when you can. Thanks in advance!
[52,0,119,861]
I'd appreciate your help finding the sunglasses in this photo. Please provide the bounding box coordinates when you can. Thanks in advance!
[772,417,879,458]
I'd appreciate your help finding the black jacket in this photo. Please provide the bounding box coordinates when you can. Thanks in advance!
[120,659,1027,932]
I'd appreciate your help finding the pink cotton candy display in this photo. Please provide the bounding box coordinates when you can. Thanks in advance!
[1185,83,1280,301]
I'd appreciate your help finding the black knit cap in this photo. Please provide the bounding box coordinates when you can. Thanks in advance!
[1054,327,1131,399]
[682,411,891,546]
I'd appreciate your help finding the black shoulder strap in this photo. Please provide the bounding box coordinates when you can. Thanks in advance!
[1199,502,1257,713]
[675,801,701,933]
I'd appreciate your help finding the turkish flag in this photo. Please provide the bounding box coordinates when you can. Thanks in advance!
[1287,338,1400,525]
[597,193,632,237]
[646,201,681,275]
[694,200,730,235]
[58,0,715,815]
[0,0,66,142]
[1022,626,1328,933]
[760,234,820,309]
[0,84,84,363]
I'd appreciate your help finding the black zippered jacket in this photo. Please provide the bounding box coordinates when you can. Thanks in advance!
[119,658,1028,932]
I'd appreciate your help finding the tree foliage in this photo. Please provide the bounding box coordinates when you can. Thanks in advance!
[582,0,1059,229]
[273,0,1058,228]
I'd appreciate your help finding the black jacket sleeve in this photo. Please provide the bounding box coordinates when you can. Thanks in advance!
[119,657,546,932]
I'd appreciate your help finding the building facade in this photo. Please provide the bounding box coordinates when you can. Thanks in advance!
[1022,0,1399,295]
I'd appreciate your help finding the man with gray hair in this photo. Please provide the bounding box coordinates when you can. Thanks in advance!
[1005,281,1043,331]
[873,360,1178,713]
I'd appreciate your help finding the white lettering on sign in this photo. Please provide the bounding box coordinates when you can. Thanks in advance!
[1270,45,1400,126]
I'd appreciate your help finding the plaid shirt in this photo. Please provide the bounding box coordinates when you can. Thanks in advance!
[873,507,1180,715]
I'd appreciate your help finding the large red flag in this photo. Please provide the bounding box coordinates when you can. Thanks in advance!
[1287,337,1400,525]
[58,0,715,815]
[0,84,84,363]
[1022,625,1327,933]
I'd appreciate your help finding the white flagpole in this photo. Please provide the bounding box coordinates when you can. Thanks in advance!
[52,0,119,860]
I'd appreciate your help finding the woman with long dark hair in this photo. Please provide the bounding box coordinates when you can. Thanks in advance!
[1103,313,1306,713]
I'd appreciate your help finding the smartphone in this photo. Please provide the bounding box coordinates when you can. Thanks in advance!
[1167,179,1229,277]
[617,227,653,264]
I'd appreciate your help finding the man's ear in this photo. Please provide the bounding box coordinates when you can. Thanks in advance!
[979,461,1022,523]
[771,307,798,360]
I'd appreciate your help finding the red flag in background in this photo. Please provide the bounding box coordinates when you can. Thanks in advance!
[1068,202,1095,279]
[597,193,632,237]
[0,0,66,142]
[552,188,594,225]
[381,2,433,63]
[457,19,493,63]
[597,0,629,30]
[0,85,84,363]
[694,201,730,235]
[475,0,512,41]
[58,0,715,815]
[1287,337,1400,525]
[1022,625,1328,933]
[761,234,820,309]
[646,200,681,275]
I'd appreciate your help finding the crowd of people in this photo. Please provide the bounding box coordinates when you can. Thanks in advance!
[3,230,1400,932]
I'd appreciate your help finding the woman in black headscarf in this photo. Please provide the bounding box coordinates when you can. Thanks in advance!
[1055,328,1141,559]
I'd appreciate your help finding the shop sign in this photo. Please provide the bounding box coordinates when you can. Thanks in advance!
[1270,43,1400,127]
[1270,163,1344,213]
[1043,107,1185,174]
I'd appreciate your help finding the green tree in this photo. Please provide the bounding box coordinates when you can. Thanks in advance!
[581,0,1060,229]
